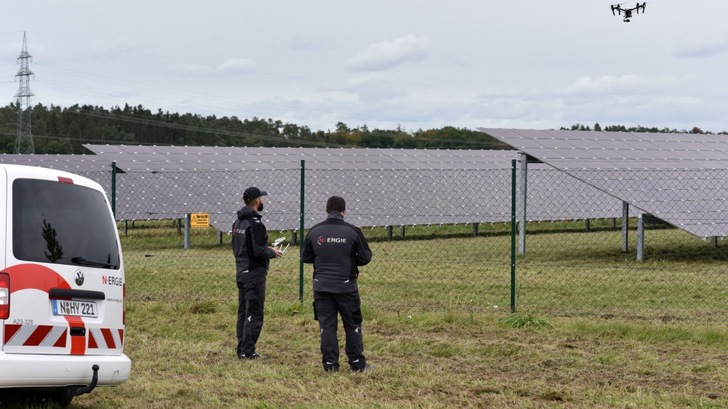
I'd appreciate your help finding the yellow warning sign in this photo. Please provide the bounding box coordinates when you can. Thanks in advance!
[190,213,210,228]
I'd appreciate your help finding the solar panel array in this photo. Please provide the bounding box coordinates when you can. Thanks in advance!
[0,145,626,232]
[479,128,728,238]
[81,145,520,171]
[83,146,514,230]
[75,145,623,231]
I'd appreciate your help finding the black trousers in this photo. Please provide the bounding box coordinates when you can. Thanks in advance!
[314,291,366,370]
[236,275,266,357]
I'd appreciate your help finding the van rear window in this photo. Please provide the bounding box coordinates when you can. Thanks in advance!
[13,179,120,269]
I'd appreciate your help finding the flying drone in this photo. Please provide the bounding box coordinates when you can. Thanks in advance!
[611,2,647,22]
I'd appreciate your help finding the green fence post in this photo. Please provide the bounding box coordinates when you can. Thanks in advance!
[299,159,305,303]
[111,161,117,217]
[511,159,517,313]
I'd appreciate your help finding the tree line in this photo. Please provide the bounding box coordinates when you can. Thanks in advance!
[562,122,727,135]
[0,103,512,154]
[1,103,724,155]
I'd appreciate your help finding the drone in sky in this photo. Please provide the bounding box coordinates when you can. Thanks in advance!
[611,2,647,22]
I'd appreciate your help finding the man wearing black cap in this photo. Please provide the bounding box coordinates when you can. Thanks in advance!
[302,196,373,372]
[232,186,282,360]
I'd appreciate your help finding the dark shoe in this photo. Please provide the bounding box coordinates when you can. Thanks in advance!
[350,364,371,373]
[239,352,266,360]
[323,363,340,373]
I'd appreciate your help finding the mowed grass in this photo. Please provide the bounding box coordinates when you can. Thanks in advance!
[121,221,727,323]
[14,220,724,408]
[70,305,727,408]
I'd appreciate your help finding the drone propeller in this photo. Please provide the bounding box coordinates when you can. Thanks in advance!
[610,3,627,15]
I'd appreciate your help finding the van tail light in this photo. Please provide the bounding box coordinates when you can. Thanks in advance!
[0,272,9,319]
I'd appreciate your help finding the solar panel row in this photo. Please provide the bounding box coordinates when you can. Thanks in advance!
[82,145,519,171]
[81,145,625,231]
[1,146,624,232]
[479,128,728,238]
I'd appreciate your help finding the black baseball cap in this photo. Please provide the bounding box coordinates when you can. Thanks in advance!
[243,187,267,202]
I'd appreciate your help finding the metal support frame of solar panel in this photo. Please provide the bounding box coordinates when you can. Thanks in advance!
[479,128,728,239]
[81,144,624,232]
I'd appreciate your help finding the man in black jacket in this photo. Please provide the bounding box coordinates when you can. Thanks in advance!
[302,196,373,372]
[232,186,282,360]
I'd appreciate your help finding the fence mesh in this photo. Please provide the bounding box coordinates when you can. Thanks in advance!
[110,164,726,324]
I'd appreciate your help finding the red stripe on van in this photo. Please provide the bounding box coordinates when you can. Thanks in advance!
[25,325,53,346]
[88,331,98,349]
[6,264,71,293]
[101,328,116,349]
[5,264,90,355]
[54,330,67,347]
[66,316,86,355]
[3,324,69,348]
[87,328,125,350]
[3,324,22,343]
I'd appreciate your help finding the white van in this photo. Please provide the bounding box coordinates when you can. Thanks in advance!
[0,164,131,407]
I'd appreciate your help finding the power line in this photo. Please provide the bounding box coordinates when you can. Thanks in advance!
[71,109,332,146]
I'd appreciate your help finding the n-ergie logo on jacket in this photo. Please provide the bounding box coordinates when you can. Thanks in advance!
[317,236,347,245]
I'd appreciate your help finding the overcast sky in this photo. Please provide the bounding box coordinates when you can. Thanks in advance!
[2,1,728,134]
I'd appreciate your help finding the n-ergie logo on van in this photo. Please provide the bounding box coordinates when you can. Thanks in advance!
[102,275,123,286]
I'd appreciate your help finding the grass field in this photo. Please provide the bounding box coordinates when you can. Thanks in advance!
[6,221,726,408]
[121,220,727,322]
[43,305,728,408]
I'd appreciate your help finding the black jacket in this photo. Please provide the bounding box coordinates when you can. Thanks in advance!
[232,206,276,281]
[302,212,372,293]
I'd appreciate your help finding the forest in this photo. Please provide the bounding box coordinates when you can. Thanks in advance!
[0,102,724,154]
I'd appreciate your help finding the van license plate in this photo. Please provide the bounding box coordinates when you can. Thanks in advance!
[52,300,98,318]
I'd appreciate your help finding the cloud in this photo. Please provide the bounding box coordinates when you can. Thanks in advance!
[172,58,253,77]
[288,36,331,53]
[0,41,21,59]
[561,74,676,97]
[88,39,136,59]
[212,58,253,76]
[338,72,405,102]
[346,34,432,72]
[673,38,728,59]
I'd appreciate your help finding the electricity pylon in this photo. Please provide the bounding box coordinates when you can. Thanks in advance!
[14,32,35,154]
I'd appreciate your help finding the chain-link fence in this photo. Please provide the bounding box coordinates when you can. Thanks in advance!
[102,162,726,324]
[515,169,728,323]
